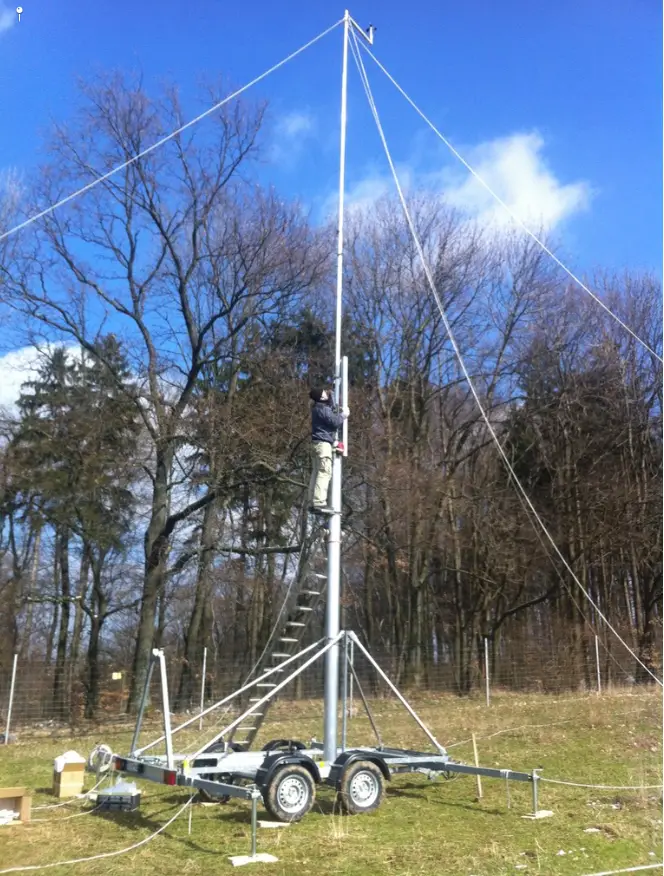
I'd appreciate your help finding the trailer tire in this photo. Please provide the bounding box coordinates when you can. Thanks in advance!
[264,765,316,822]
[337,761,384,815]
[262,739,306,752]
[198,788,230,804]
[198,775,234,804]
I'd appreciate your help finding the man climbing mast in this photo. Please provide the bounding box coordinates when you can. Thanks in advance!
[308,387,350,515]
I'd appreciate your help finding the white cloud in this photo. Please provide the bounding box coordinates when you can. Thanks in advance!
[0,344,80,415]
[0,167,23,229]
[323,130,591,233]
[271,110,316,168]
[321,165,415,220]
[0,5,16,36]
[327,174,390,218]
[276,110,314,140]
[440,132,592,231]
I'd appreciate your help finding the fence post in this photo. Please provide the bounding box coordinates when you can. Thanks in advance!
[5,654,18,743]
[199,647,207,731]
[594,635,601,695]
[472,733,483,798]
[484,637,491,707]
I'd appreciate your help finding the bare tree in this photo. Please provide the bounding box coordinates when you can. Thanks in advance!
[3,73,330,710]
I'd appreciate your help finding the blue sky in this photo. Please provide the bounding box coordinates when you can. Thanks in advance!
[0,0,660,396]
[0,0,660,266]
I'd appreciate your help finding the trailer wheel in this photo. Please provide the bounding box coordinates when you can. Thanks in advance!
[198,775,233,804]
[264,765,316,822]
[337,761,384,815]
[198,788,230,804]
[262,739,306,752]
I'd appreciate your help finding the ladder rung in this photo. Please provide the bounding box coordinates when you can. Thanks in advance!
[249,698,261,702]
[279,637,298,643]
[272,652,291,659]
[302,590,321,596]
[257,683,277,688]
[296,606,313,612]
[286,621,306,627]
[237,726,256,731]
[314,573,326,580]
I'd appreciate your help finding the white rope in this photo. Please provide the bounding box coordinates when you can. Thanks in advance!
[579,865,663,876]
[0,18,342,243]
[32,805,102,824]
[0,796,194,874]
[349,32,663,688]
[510,478,648,683]
[32,776,107,811]
[447,701,655,752]
[540,777,662,791]
[447,718,575,750]
[355,40,662,365]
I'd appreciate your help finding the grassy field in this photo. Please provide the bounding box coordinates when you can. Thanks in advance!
[0,688,660,875]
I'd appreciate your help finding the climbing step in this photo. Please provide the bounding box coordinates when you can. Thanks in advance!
[226,523,328,752]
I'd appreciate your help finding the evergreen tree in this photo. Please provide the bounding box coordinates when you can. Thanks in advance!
[9,337,140,715]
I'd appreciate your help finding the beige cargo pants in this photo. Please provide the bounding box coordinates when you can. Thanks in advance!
[309,441,333,507]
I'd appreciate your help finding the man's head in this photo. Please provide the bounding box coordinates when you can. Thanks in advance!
[309,387,332,404]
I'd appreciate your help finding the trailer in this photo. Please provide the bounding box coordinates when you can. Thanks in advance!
[94,11,544,851]
[111,743,539,823]
[103,632,541,826]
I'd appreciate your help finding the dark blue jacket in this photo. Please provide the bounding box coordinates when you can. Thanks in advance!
[311,401,345,445]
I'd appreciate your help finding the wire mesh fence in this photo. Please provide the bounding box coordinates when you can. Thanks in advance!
[1,626,660,740]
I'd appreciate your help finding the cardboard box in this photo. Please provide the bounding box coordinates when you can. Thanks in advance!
[0,787,31,824]
[52,750,87,799]
[53,761,85,798]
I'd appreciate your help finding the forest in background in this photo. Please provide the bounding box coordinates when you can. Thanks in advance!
[0,74,660,721]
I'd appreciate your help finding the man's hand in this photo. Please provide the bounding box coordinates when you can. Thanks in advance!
[342,407,350,418]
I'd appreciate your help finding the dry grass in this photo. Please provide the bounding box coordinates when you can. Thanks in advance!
[0,687,661,875]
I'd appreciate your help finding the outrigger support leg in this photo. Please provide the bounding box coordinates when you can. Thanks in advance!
[130,651,157,756]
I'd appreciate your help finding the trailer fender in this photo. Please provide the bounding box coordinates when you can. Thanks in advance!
[255,752,321,792]
[261,739,306,752]
[327,751,391,790]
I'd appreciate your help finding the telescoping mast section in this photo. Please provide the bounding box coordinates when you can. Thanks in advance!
[103,10,543,839]
[324,6,360,765]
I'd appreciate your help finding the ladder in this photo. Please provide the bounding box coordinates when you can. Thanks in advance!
[227,520,329,751]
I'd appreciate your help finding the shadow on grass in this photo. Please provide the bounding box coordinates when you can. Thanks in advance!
[88,804,260,856]
[34,787,59,796]
[386,784,504,816]
[312,797,345,817]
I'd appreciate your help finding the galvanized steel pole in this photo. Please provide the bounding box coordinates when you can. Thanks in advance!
[323,8,350,764]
